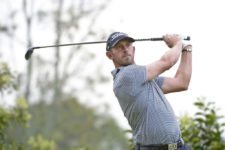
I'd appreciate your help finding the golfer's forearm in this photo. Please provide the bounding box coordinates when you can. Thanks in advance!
[161,41,182,69]
[175,52,192,89]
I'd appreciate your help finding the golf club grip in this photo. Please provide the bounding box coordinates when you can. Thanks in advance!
[135,36,190,41]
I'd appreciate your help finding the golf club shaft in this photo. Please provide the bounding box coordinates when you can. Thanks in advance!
[29,36,190,49]
[25,36,190,60]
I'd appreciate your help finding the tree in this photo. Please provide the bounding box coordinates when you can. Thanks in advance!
[7,96,130,150]
[0,61,56,150]
[1,0,111,103]
[1,61,129,150]
[20,0,111,103]
[180,97,225,150]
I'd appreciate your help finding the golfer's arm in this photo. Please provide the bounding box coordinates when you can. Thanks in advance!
[161,47,192,94]
[146,41,182,81]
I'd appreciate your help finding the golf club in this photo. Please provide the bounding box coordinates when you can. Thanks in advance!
[25,36,190,60]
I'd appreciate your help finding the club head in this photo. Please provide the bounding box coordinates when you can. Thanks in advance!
[25,47,34,60]
[186,36,191,41]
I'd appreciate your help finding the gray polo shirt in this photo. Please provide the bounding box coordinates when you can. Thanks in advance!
[111,64,181,145]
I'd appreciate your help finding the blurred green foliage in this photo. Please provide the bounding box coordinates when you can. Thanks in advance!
[22,97,128,150]
[28,134,56,150]
[9,97,130,150]
[0,98,28,150]
[0,62,129,150]
[180,97,225,150]
[0,62,17,93]
[0,62,57,150]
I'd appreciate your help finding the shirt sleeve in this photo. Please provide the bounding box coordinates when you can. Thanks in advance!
[154,76,165,89]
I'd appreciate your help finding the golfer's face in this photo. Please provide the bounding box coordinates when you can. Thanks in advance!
[111,40,135,67]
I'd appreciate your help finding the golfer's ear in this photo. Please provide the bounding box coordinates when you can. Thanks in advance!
[106,51,113,60]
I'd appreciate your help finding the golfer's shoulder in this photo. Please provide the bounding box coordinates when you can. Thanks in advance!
[122,64,145,72]
[119,64,146,80]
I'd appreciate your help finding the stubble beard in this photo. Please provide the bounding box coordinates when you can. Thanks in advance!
[116,55,134,67]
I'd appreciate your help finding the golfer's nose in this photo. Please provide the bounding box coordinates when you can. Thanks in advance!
[121,45,129,51]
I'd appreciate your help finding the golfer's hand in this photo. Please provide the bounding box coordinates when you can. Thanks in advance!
[163,34,182,48]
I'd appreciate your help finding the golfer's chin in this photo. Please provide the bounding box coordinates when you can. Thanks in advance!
[121,58,134,66]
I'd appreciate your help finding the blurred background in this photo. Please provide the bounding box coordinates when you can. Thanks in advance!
[0,0,225,149]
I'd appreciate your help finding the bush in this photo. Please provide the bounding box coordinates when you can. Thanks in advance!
[0,62,56,150]
[180,97,225,150]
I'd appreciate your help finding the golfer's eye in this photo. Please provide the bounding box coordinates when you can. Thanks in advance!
[114,42,131,50]
[114,45,122,50]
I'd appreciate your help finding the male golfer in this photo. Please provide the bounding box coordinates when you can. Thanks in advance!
[106,32,192,150]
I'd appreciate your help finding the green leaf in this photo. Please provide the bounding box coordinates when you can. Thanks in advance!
[194,101,204,108]
[195,117,204,123]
